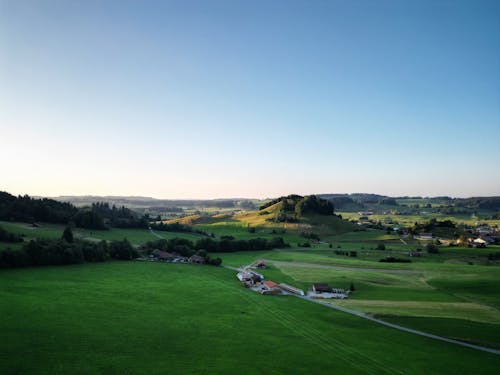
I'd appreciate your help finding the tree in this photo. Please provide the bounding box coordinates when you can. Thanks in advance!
[426,243,439,254]
[349,282,355,292]
[62,227,74,243]
[376,243,386,251]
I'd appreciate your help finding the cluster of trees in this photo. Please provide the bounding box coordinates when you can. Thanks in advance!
[455,197,500,211]
[260,195,335,223]
[259,194,302,210]
[0,226,23,243]
[326,196,363,210]
[0,226,138,268]
[142,236,287,256]
[0,192,78,223]
[294,195,334,216]
[0,192,151,230]
[300,231,320,240]
[378,198,398,206]
[149,222,209,236]
[411,219,455,233]
[334,250,357,257]
[142,239,223,265]
[426,243,439,254]
[89,202,150,228]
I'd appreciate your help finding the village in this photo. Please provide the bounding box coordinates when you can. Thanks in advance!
[235,260,349,299]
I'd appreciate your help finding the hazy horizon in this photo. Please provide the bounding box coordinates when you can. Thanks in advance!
[2,0,499,199]
[3,189,499,201]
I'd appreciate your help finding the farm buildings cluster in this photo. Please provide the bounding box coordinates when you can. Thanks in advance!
[236,261,348,299]
[139,250,207,264]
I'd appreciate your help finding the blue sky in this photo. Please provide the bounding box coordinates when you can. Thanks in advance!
[1,0,499,198]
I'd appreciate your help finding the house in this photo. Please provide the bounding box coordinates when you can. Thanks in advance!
[309,284,347,299]
[188,254,205,264]
[472,238,487,248]
[237,271,252,282]
[250,271,264,282]
[157,251,175,261]
[312,283,332,293]
[418,233,433,241]
[279,283,305,296]
[255,260,267,269]
[261,280,281,295]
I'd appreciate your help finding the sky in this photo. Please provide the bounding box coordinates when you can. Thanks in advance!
[1,0,499,199]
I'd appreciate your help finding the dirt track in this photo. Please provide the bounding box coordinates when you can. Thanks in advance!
[264,259,420,274]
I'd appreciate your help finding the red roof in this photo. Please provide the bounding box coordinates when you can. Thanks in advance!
[264,281,278,288]
[158,251,174,259]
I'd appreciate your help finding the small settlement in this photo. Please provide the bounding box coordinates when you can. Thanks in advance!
[235,260,347,299]
[137,250,210,264]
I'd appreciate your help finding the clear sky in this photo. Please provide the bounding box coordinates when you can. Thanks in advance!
[1,0,499,199]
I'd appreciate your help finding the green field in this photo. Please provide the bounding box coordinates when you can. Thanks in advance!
[214,249,500,349]
[1,261,499,374]
[0,221,203,246]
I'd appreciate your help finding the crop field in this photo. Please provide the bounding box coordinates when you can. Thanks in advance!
[1,261,499,374]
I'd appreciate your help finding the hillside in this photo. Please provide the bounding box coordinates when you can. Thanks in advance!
[177,195,358,238]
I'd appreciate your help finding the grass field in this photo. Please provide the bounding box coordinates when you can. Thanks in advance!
[1,261,499,374]
[213,249,500,349]
[0,221,203,246]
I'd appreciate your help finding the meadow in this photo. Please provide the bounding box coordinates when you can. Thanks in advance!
[213,248,500,349]
[1,261,499,374]
[0,221,203,247]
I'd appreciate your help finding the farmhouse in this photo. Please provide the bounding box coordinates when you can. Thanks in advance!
[237,271,263,287]
[157,251,175,261]
[260,280,281,295]
[250,271,264,282]
[471,238,487,248]
[188,254,205,264]
[310,283,347,299]
[417,233,433,241]
[255,260,267,269]
[312,283,332,293]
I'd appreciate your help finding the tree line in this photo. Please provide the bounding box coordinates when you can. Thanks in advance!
[0,228,138,268]
[0,192,150,230]
[0,226,23,243]
[141,236,287,256]
[149,222,209,236]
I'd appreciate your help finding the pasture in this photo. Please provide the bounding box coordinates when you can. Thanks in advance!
[0,221,203,246]
[0,261,499,374]
[214,249,500,349]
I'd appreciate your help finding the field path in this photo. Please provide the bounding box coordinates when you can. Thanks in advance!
[295,294,500,355]
[149,227,165,239]
[264,259,419,274]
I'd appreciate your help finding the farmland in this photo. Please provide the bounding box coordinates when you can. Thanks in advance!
[1,261,499,374]
[0,221,204,247]
[1,194,499,373]
[213,248,500,350]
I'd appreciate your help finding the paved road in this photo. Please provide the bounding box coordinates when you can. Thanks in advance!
[295,294,500,355]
